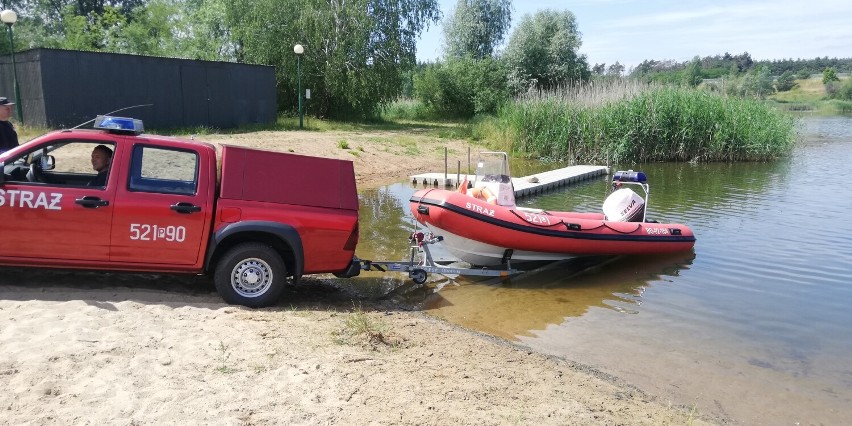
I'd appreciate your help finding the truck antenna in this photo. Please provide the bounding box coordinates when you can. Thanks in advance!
[71,104,154,129]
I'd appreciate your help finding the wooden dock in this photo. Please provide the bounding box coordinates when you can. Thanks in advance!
[410,165,609,198]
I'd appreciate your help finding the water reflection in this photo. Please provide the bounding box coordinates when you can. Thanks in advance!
[417,252,694,340]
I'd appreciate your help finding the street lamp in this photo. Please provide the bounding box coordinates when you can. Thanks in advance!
[293,44,304,129]
[1,9,22,123]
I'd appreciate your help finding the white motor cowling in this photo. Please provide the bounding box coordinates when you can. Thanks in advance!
[603,188,646,222]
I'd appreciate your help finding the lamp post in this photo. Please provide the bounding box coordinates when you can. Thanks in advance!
[1,9,22,123]
[293,44,304,129]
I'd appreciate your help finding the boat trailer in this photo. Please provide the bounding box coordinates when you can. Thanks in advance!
[354,231,522,284]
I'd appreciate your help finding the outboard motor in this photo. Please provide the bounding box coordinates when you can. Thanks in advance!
[603,188,646,222]
[602,170,648,222]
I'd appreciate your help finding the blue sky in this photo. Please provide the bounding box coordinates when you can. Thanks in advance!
[416,0,852,70]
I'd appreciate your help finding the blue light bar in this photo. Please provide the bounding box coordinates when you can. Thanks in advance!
[94,115,144,135]
[613,170,647,183]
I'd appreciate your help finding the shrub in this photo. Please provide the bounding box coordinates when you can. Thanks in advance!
[835,78,852,100]
[413,57,510,118]
[775,70,797,92]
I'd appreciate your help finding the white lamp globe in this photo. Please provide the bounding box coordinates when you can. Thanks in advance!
[1,10,18,25]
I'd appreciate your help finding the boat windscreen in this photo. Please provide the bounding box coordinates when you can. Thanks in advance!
[475,152,511,180]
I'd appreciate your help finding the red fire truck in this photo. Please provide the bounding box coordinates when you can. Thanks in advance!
[0,116,361,307]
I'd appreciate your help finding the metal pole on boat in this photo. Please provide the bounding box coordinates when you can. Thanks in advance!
[444,147,448,186]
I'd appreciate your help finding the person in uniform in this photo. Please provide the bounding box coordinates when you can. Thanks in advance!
[88,144,113,187]
[0,97,18,154]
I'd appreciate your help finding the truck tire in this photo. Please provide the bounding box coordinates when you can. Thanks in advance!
[214,242,287,308]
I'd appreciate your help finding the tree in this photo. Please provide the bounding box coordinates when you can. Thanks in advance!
[443,0,511,60]
[775,70,797,92]
[606,61,624,76]
[224,0,440,118]
[836,78,852,100]
[7,0,145,49]
[502,9,590,92]
[683,56,702,87]
[413,57,509,117]
[822,67,840,85]
[591,63,606,75]
[795,68,811,80]
[740,65,773,99]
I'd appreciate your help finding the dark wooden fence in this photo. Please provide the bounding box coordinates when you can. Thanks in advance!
[0,48,276,129]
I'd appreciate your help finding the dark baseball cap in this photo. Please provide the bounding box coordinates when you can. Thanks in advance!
[0,97,14,105]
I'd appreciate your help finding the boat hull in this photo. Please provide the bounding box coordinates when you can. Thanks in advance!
[410,188,696,266]
[425,223,578,266]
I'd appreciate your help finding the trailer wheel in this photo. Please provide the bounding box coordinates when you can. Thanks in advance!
[214,242,287,308]
[410,268,428,285]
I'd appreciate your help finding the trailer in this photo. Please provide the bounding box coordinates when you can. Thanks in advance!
[356,230,521,284]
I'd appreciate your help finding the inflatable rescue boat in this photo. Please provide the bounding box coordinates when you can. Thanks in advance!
[409,152,696,266]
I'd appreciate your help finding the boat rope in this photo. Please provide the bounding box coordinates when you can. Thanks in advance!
[601,222,643,234]
[509,210,570,229]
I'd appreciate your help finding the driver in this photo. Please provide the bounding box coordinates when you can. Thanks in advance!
[88,145,113,187]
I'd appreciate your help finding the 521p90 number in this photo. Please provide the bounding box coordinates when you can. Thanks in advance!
[129,224,187,242]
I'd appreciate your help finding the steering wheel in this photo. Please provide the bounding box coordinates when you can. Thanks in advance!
[27,160,45,182]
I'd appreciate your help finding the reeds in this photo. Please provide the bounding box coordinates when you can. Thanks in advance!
[487,82,796,163]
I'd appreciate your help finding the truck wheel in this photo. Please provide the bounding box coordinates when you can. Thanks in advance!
[214,242,287,308]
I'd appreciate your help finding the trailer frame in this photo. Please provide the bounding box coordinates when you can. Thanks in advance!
[357,231,521,284]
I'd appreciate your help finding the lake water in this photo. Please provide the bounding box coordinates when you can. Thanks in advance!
[352,115,852,424]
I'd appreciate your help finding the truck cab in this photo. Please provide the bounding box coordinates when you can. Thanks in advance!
[0,116,360,307]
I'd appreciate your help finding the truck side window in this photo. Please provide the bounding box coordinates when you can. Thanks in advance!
[3,141,114,187]
[129,145,198,195]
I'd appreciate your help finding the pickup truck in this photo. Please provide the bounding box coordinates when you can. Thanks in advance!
[0,116,361,307]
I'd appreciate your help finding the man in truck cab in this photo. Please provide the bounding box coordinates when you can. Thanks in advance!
[88,144,112,187]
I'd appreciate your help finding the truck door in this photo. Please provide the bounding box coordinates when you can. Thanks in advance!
[108,144,212,266]
[0,140,115,262]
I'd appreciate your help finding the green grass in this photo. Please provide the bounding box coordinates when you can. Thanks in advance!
[768,76,852,114]
[214,340,235,374]
[332,304,393,348]
[477,84,796,163]
[11,122,51,143]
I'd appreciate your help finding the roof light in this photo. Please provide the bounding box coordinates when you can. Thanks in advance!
[94,115,144,135]
[613,170,647,183]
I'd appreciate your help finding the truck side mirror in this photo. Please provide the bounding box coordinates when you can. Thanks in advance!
[40,155,55,171]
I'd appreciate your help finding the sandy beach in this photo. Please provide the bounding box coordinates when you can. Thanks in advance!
[0,128,720,424]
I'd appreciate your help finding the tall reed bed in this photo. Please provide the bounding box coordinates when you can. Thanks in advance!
[489,82,796,163]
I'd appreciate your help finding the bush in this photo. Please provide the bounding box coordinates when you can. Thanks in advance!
[835,78,852,100]
[413,57,510,118]
[823,67,840,85]
[775,70,797,92]
[380,98,434,121]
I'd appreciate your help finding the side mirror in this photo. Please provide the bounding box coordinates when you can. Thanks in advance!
[0,161,5,185]
[40,155,56,171]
